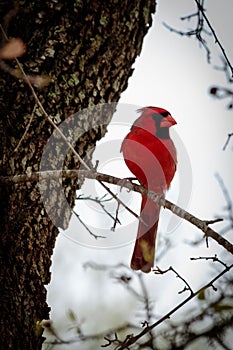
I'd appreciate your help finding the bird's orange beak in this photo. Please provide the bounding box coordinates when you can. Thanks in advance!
[160,114,177,128]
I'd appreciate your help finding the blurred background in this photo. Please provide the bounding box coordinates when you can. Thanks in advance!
[45,1,233,349]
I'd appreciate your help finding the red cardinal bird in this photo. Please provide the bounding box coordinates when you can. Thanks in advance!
[121,106,177,273]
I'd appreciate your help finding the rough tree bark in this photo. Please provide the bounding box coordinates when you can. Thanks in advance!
[0,0,155,349]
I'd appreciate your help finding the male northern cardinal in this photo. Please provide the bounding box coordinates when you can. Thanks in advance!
[121,106,177,273]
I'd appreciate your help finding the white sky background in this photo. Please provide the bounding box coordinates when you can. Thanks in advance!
[46,1,233,348]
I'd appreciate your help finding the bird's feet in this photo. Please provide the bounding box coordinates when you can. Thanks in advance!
[118,177,138,192]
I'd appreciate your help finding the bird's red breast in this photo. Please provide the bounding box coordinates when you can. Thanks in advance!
[121,106,177,272]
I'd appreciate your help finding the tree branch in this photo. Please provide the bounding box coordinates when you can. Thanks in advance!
[222,133,233,151]
[117,262,233,349]
[164,0,233,77]
[0,169,232,254]
[193,0,233,77]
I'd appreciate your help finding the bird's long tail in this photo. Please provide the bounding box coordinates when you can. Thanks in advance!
[131,194,161,273]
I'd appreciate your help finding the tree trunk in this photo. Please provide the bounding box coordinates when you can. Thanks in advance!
[0,0,155,348]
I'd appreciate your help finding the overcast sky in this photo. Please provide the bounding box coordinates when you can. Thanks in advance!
[46,1,233,348]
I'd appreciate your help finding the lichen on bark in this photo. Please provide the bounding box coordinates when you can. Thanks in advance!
[0,1,155,349]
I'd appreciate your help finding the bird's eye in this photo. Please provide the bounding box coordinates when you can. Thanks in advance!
[152,111,170,120]
[161,111,170,118]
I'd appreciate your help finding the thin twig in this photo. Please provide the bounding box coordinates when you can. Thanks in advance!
[44,322,140,347]
[170,266,194,295]
[72,210,106,240]
[85,262,155,348]
[99,180,142,223]
[14,104,37,153]
[215,173,233,235]
[112,201,121,231]
[164,0,233,76]
[0,24,89,170]
[205,218,223,225]
[138,274,156,350]
[163,0,211,62]
[77,194,121,225]
[215,174,233,212]
[194,0,233,77]
[154,266,194,295]
[118,263,233,349]
[190,254,228,268]
[222,133,233,151]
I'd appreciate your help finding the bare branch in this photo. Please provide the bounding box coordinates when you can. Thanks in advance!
[209,85,233,110]
[112,201,121,231]
[214,57,233,84]
[44,321,139,348]
[194,0,233,77]
[205,218,224,225]
[76,194,121,227]
[44,261,233,349]
[215,173,233,235]
[164,0,233,76]
[222,133,233,151]
[190,254,228,268]
[154,266,194,295]
[163,0,211,62]
[0,169,233,254]
[72,210,106,240]
[158,311,233,350]
[138,274,154,322]
[1,20,231,254]
[117,262,233,349]
[85,262,155,349]
[13,104,37,153]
